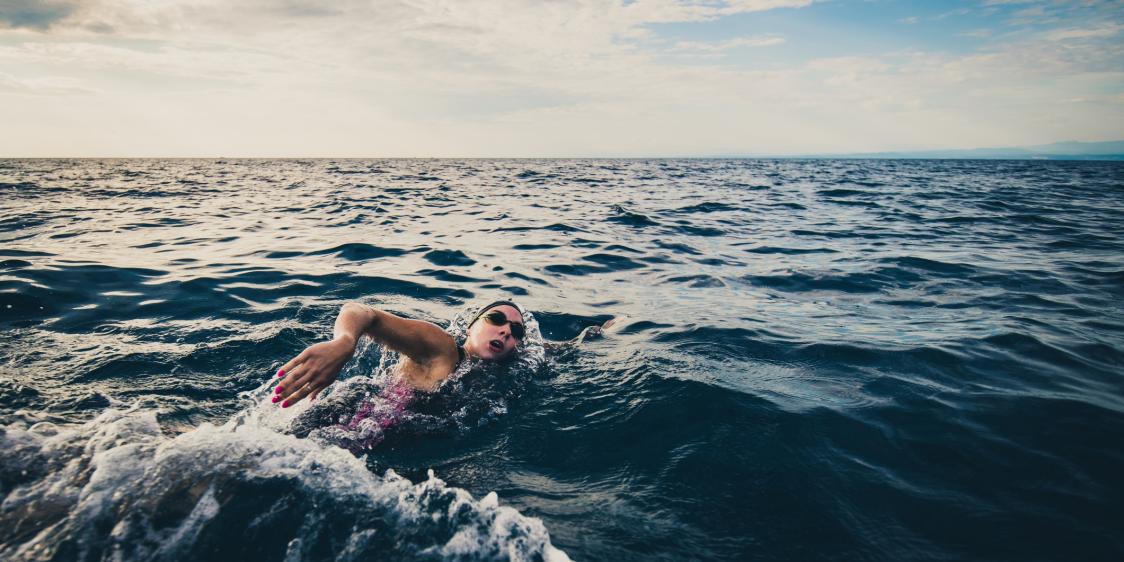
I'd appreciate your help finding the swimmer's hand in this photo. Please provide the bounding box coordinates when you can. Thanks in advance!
[545,316,621,350]
[273,335,356,407]
[578,317,620,341]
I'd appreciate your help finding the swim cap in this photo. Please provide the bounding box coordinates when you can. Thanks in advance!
[467,300,523,328]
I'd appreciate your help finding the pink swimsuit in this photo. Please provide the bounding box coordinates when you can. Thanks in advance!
[340,345,464,447]
[345,379,416,433]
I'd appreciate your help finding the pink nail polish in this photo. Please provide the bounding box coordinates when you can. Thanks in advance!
[281,400,290,408]
[275,386,284,394]
[276,369,285,378]
[271,395,280,403]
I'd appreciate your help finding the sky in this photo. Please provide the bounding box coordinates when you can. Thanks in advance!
[1,0,1122,157]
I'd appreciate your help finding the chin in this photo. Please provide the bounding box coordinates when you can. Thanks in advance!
[480,347,514,362]
[483,350,506,362]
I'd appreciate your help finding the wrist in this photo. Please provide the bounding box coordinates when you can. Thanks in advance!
[334,332,358,348]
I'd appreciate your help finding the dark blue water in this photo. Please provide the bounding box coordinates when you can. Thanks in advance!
[1,159,1122,561]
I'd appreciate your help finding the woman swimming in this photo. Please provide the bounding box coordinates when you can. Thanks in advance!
[272,300,608,408]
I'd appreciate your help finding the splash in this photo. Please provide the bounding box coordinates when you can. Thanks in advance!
[445,300,548,374]
[0,403,570,561]
[284,302,549,453]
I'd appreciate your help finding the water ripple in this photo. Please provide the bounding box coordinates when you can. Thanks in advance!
[1,158,1122,561]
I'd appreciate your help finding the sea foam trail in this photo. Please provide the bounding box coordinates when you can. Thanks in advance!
[0,402,570,562]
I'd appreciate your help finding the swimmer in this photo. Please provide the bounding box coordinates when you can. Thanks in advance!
[272,300,614,408]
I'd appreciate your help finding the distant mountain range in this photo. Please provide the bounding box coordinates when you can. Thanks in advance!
[797,140,1124,160]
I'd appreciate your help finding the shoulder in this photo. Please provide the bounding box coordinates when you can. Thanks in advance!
[399,349,461,392]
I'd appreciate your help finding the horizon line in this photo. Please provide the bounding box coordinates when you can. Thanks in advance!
[3,155,1124,161]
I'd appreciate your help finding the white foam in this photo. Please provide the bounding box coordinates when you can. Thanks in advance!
[0,403,569,561]
[1,305,567,560]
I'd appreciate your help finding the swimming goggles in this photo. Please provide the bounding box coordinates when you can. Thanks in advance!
[482,309,525,340]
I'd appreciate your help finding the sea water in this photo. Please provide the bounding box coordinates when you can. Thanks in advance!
[1,159,1122,561]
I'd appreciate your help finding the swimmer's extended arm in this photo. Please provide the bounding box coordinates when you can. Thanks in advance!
[353,303,458,365]
[544,317,619,350]
[274,303,455,407]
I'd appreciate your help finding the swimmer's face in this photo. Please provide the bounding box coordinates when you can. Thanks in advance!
[466,305,522,361]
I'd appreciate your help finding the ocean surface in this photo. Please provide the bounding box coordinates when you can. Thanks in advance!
[1,158,1122,561]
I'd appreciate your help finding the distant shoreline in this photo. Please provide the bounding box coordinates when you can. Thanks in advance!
[3,155,1124,161]
[4,140,1124,161]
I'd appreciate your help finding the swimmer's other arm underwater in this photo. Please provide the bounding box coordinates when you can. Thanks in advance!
[272,301,616,407]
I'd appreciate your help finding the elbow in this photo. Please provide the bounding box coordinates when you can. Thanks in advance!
[343,302,377,313]
[342,302,380,328]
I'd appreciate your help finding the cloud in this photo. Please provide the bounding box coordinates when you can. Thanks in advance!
[14,0,814,36]
[932,8,973,21]
[1008,5,1050,24]
[956,28,992,38]
[0,71,90,94]
[673,35,785,52]
[0,0,1122,156]
[0,1,813,100]
[1044,23,1122,42]
[0,0,80,30]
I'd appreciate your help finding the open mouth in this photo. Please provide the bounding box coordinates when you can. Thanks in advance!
[488,339,504,353]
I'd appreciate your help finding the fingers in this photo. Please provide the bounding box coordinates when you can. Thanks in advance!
[271,360,332,407]
[283,383,319,407]
[602,316,627,334]
[274,364,311,403]
[579,325,603,342]
[271,341,345,407]
[279,350,307,376]
[274,349,308,384]
[278,363,307,391]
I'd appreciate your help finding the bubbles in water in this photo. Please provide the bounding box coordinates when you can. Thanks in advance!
[0,299,569,560]
[0,405,569,561]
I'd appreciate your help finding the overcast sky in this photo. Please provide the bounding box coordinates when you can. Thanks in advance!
[1,0,1122,157]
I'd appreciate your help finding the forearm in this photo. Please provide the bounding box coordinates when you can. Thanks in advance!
[276,305,372,407]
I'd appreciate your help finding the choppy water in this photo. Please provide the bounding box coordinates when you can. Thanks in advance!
[1,158,1122,561]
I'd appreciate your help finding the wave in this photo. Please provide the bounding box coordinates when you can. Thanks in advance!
[608,205,659,227]
[0,403,569,561]
[4,158,1123,561]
